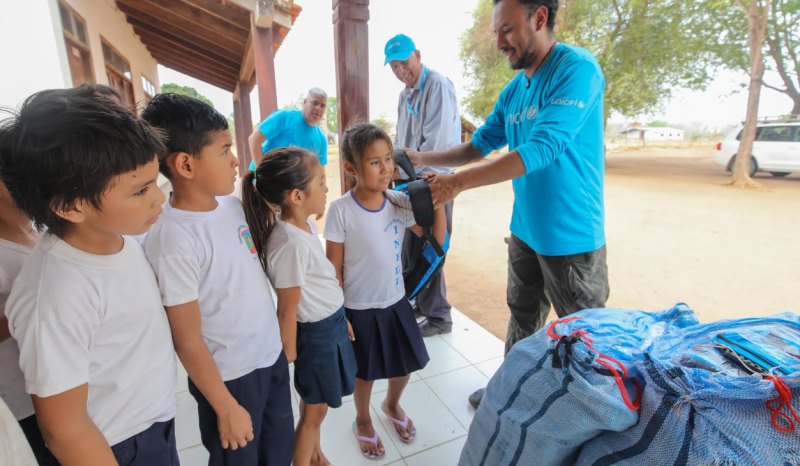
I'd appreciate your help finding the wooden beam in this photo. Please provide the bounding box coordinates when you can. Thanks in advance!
[117,4,242,61]
[239,82,255,170]
[116,0,245,56]
[129,21,240,71]
[143,41,238,82]
[147,47,238,87]
[142,0,248,42]
[333,0,370,194]
[137,34,240,76]
[155,56,236,91]
[180,0,251,31]
[251,14,278,121]
[239,33,255,84]
[233,93,247,177]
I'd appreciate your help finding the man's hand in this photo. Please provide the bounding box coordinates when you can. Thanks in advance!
[427,173,462,209]
[218,402,255,450]
[404,148,423,167]
[347,320,355,341]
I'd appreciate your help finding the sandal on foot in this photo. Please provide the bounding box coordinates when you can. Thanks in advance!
[352,421,386,459]
[381,402,417,443]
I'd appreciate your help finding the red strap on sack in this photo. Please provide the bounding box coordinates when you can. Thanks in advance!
[765,375,800,432]
[547,317,642,411]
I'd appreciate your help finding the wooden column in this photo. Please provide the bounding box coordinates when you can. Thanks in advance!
[251,13,278,122]
[333,0,369,194]
[239,82,255,170]
[233,94,246,177]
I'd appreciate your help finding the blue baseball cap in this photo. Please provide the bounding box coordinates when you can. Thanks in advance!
[384,34,416,66]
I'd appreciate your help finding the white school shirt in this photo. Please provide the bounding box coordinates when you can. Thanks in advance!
[144,196,282,381]
[0,239,34,421]
[5,234,178,447]
[323,190,416,310]
[0,397,36,466]
[267,219,344,323]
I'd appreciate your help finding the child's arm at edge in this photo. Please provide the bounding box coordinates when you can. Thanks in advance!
[325,241,355,341]
[32,385,116,465]
[166,301,254,451]
[326,241,345,290]
[274,287,300,363]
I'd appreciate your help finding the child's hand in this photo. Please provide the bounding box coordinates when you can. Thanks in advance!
[285,345,298,364]
[218,402,254,450]
[348,320,356,341]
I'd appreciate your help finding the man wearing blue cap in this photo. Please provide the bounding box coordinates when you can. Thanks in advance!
[385,34,461,337]
[406,0,609,407]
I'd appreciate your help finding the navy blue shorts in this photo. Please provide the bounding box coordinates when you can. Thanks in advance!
[20,416,178,466]
[346,298,430,381]
[110,420,179,466]
[189,352,294,466]
[294,307,357,408]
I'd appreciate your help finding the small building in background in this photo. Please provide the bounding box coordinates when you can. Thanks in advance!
[620,126,685,141]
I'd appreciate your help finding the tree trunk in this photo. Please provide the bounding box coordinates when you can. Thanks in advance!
[792,96,800,117]
[731,0,770,189]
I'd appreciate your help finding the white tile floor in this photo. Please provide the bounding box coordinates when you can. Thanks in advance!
[175,308,505,465]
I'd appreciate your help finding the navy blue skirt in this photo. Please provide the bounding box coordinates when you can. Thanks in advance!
[346,298,430,381]
[294,307,357,408]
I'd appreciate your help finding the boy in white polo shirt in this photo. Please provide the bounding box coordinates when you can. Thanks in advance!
[1,86,179,465]
[142,94,292,466]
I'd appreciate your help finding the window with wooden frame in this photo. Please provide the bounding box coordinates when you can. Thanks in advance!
[101,38,136,113]
[58,1,94,87]
[142,76,156,104]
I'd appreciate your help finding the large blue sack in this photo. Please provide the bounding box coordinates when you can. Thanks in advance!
[459,304,699,466]
[576,313,800,466]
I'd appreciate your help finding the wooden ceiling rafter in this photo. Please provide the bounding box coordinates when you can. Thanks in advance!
[116,0,246,56]
[117,0,301,91]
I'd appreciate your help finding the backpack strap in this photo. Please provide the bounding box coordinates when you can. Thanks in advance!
[405,179,445,258]
[394,149,417,183]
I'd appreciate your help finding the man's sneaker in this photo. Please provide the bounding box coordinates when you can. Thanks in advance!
[468,388,485,409]
[419,319,452,337]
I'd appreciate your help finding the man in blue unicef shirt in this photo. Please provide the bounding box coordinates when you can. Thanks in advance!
[406,0,609,407]
[248,87,329,170]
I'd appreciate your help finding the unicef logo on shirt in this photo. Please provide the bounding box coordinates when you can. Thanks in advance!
[507,106,539,125]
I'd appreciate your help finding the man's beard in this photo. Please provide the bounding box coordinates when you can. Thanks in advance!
[509,41,537,70]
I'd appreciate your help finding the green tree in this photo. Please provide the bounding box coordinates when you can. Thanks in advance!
[161,83,215,108]
[711,0,800,115]
[371,113,395,135]
[712,0,774,188]
[647,120,670,127]
[460,0,720,124]
[283,93,305,110]
[325,96,339,134]
[764,0,800,116]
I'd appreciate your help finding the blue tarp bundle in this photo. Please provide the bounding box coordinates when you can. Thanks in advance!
[458,304,699,466]
[576,313,800,466]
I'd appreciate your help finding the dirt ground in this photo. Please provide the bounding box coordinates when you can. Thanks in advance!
[318,147,800,340]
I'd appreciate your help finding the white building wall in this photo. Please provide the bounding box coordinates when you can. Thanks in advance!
[61,0,160,106]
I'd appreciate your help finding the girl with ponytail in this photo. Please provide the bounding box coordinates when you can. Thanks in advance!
[241,147,356,466]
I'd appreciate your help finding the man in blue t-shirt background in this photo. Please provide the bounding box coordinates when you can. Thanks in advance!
[406,0,609,407]
[248,87,328,171]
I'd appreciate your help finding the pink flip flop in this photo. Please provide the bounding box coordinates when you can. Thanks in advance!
[381,402,417,443]
[352,421,386,460]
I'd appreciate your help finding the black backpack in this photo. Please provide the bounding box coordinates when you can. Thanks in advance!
[393,149,450,301]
